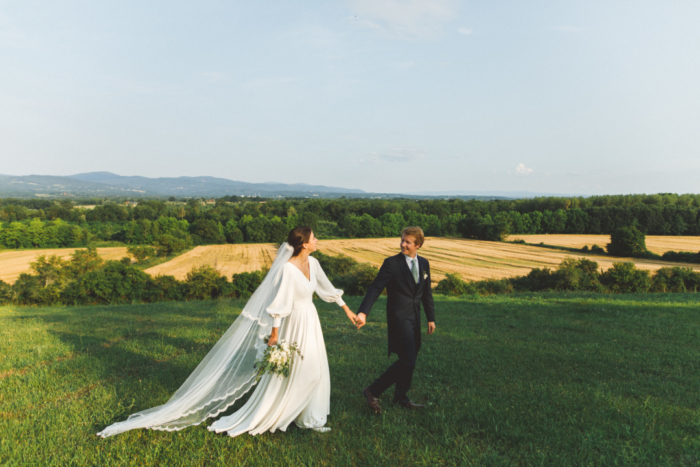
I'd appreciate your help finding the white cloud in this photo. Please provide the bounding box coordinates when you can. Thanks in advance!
[348,0,459,40]
[516,163,533,175]
[554,26,585,33]
[458,28,472,35]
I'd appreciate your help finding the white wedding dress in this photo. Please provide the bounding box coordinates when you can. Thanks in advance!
[208,256,345,436]
[96,244,345,439]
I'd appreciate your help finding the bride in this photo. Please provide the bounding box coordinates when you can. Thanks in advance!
[97,226,357,438]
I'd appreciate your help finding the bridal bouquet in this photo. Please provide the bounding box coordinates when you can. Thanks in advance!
[254,337,303,382]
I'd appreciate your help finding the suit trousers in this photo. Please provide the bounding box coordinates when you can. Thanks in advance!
[368,319,418,403]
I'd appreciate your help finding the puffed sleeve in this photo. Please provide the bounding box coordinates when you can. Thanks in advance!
[265,265,295,328]
[312,257,346,307]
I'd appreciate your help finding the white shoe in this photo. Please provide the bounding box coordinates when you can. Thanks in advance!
[312,426,331,433]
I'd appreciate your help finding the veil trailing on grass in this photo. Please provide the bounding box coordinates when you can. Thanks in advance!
[97,243,295,437]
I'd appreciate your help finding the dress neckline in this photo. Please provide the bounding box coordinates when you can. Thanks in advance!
[287,261,312,283]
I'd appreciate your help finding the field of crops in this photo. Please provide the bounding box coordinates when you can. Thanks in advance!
[3,236,699,285]
[0,247,128,284]
[145,243,278,280]
[509,234,700,255]
[151,237,700,283]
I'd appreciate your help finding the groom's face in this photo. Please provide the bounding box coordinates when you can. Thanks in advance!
[400,234,421,258]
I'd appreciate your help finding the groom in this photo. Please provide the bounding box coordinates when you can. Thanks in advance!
[355,226,436,413]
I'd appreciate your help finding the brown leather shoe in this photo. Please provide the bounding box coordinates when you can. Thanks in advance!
[396,399,424,409]
[362,387,381,414]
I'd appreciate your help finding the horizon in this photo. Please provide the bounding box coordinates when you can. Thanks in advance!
[1,1,699,195]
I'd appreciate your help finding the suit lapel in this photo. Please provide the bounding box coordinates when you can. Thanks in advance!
[396,254,416,292]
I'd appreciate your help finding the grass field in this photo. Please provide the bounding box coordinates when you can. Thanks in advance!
[2,294,699,465]
[0,247,128,284]
[509,235,700,256]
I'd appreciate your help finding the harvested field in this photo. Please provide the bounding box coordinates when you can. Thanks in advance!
[509,234,700,256]
[145,244,278,280]
[0,247,128,284]
[318,237,700,282]
[146,238,700,284]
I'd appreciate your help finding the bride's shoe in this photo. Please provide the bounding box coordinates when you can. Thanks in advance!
[312,426,331,433]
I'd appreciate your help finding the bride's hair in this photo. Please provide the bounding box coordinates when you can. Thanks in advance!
[287,226,312,257]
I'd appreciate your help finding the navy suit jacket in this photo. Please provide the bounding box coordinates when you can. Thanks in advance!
[357,253,435,356]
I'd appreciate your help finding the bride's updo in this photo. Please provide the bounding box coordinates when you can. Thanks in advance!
[287,226,312,257]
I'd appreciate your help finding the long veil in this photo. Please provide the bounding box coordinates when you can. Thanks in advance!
[97,242,295,437]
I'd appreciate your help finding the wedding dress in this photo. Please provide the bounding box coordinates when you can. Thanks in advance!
[209,256,344,436]
[97,243,344,438]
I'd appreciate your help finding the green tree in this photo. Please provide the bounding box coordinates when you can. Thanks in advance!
[127,246,156,264]
[606,226,648,257]
[154,234,190,256]
[30,255,68,287]
[600,262,651,293]
[68,247,104,277]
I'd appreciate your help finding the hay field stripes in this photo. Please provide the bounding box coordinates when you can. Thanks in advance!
[509,234,700,256]
[323,237,700,281]
[146,237,700,284]
[4,236,699,285]
[0,248,128,284]
[144,244,278,280]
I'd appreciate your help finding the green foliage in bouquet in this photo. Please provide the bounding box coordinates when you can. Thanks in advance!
[253,337,303,382]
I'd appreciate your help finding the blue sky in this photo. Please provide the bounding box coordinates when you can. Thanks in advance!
[1,1,699,195]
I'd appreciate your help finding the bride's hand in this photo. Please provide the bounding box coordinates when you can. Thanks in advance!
[268,328,279,346]
[342,305,357,325]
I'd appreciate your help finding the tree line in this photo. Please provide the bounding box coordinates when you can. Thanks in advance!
[1,193,700,251]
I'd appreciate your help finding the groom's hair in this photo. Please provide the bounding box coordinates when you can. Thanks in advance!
[401,226,425,246]
[288,226,313,257]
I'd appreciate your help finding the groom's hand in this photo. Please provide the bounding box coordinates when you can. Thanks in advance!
[355,313,366,330]
[427,322,436,335]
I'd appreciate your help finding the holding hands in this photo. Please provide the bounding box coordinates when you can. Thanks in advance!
[342,305,358,326]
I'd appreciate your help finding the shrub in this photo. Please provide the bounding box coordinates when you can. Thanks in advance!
[660,251,700,264]
[650,267,700,293]
[0,280,10,304]
[552,258,605,292]
[127,245,156,263]
[67,246,104,277]
[154,234,190,256]
[334,263,380,296]
[313,252,357,278]
[62,261,151,305]
[11,274,42,305]
[606,226,648,257]
[435,273,476,296]
[512,268,558,292]
[591,244,606,254]
[227,271,264,299]
[600,262,651,293]
[475,278,513,296]
[184,265,227,300]
[144,275,184,302]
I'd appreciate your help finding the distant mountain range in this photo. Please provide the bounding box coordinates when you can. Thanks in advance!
[0,172,569,200]
[0,172,366,198]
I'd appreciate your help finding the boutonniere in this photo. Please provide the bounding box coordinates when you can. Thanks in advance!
[423,272,428,280]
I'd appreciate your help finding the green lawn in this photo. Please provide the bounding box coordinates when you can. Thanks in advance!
[1,294,699,466]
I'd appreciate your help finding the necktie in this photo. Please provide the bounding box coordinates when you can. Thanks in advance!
[411,259,419,283]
